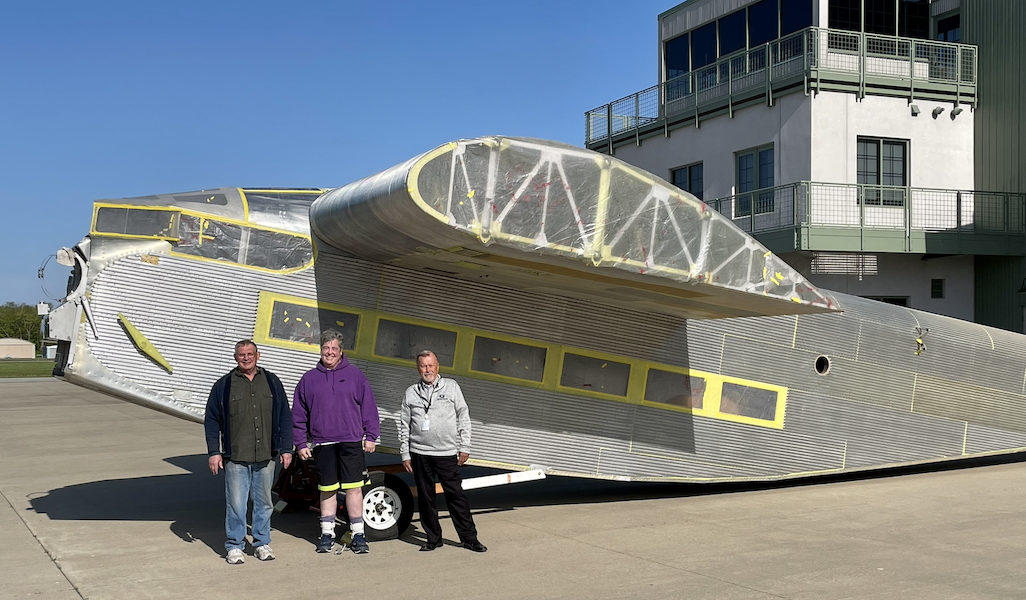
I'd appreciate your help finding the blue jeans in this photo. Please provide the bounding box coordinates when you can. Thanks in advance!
[224,459,275,551]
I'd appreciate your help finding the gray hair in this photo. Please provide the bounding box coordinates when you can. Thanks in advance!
[320,329,345,348]
[234,340,258,355]
[416,350,437,363]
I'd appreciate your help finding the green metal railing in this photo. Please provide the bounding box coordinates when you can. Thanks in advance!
[585,27,978,147]
[706,182,1025,238]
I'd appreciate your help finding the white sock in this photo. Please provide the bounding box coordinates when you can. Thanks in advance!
[351,521,365,536]
[321,519,335,537]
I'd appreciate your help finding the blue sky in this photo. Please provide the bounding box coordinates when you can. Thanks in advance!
[0,0,672,304]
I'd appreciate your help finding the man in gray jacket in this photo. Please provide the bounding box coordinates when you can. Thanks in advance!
[400,350,486,552]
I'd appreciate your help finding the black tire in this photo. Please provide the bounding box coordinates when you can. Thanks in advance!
[339,471,414,541]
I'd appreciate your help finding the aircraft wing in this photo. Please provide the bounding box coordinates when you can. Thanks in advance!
[311,137,838,319]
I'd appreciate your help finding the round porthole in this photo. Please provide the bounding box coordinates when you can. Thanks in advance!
[815,355,831,375]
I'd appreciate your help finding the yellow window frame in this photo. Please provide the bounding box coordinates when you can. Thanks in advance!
[90,203,181,242]
[466,332,554,389]
[370,314,463,371]
[555,347,643,402]
[254,292,364,356]
[89,202,314,274]
[252,291,788,429]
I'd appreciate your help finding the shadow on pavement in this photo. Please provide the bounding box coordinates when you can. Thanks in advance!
[27,450,1026,555]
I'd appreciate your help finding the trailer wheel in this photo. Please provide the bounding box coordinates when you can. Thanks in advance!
[341,471,413,541]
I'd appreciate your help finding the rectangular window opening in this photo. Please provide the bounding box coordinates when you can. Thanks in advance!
[671,162,704,200]
[665,33,690,80]
[269,301,359,349]
[931,279,944,299]
[736,145,774,216]
[560,353,631,397]
[857,137,908,207]
[375,320,457,367]
[470,336,546,382]
[720,382,778,421]
[645,369,706,409]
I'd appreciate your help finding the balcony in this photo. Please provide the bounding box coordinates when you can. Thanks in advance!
[705,182,1025,255]
[584,27,977,150]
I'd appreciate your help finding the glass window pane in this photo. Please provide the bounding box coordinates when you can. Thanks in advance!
[269,301,359,349]
[738,153,755,193]
[665,34,690,79]
[471,337,546,382]
[375,320,456,367]
[691,23,717,69]
[937,14,960,43]
[828,0,860,32]
[689,163,704,200]
[672,166,689,190]
[882,141,906,186]
[899,0,929,39]
[781,0,813,36]
[857,140,879,185]
[758,149,774,189]
[95,207,178,237]
[720,382,778,421]
[719,10,746,56]
[560,353,631,396]
[864,0,895,35]
[645,369,706,408]
[748,0,779,47]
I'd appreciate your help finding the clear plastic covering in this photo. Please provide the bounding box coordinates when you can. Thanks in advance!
[243,189,322,232]
[311,137,837,317]
[412,137,833,309]
[176,215,312,271]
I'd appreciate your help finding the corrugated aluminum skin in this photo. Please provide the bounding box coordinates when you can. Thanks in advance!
[55,137,1026,483]
[72,237,1026,483]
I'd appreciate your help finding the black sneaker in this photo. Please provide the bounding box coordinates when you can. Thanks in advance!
[316,533,334,553]
[350,533,370,554]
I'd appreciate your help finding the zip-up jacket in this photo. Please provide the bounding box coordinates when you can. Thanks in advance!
[399,376,472,461]
[204,368,293,459]
[292,356,380,449]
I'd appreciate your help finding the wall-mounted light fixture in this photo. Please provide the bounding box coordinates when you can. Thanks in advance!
[950,106,964,120]
[932,107,945,119]
[1018,277,1026,294]
[910,104,921,116]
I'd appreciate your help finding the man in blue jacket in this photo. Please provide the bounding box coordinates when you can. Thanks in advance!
[293,329,380,554]
[204,340,293,565]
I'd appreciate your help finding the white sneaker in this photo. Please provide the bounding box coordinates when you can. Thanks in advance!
[226,548,245,564]
[254,545,275,561]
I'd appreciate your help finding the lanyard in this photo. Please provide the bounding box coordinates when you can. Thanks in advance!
[419,379,438,413]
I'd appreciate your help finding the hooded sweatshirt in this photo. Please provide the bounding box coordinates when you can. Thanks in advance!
[292,356,380,449]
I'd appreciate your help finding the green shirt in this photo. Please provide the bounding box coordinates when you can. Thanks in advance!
[228,367,274,463]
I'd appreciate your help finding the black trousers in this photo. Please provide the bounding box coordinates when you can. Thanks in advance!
[411,453,478,545]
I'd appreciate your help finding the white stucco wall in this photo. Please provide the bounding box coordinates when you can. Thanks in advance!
[610,92,813,200]
[611,89,974,201]
[810,92,975,189]
[783,252,975,320]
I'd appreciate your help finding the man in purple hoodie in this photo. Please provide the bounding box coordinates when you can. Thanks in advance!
[292,329,380,554]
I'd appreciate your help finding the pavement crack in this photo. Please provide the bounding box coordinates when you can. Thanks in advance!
[0,486,87,600]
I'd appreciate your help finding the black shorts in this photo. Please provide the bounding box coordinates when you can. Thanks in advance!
[312,442,369,492]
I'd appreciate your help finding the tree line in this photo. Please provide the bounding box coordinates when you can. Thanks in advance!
[0,303,44,355]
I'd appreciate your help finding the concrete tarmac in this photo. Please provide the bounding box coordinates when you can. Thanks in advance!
[2,378,1026,600]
